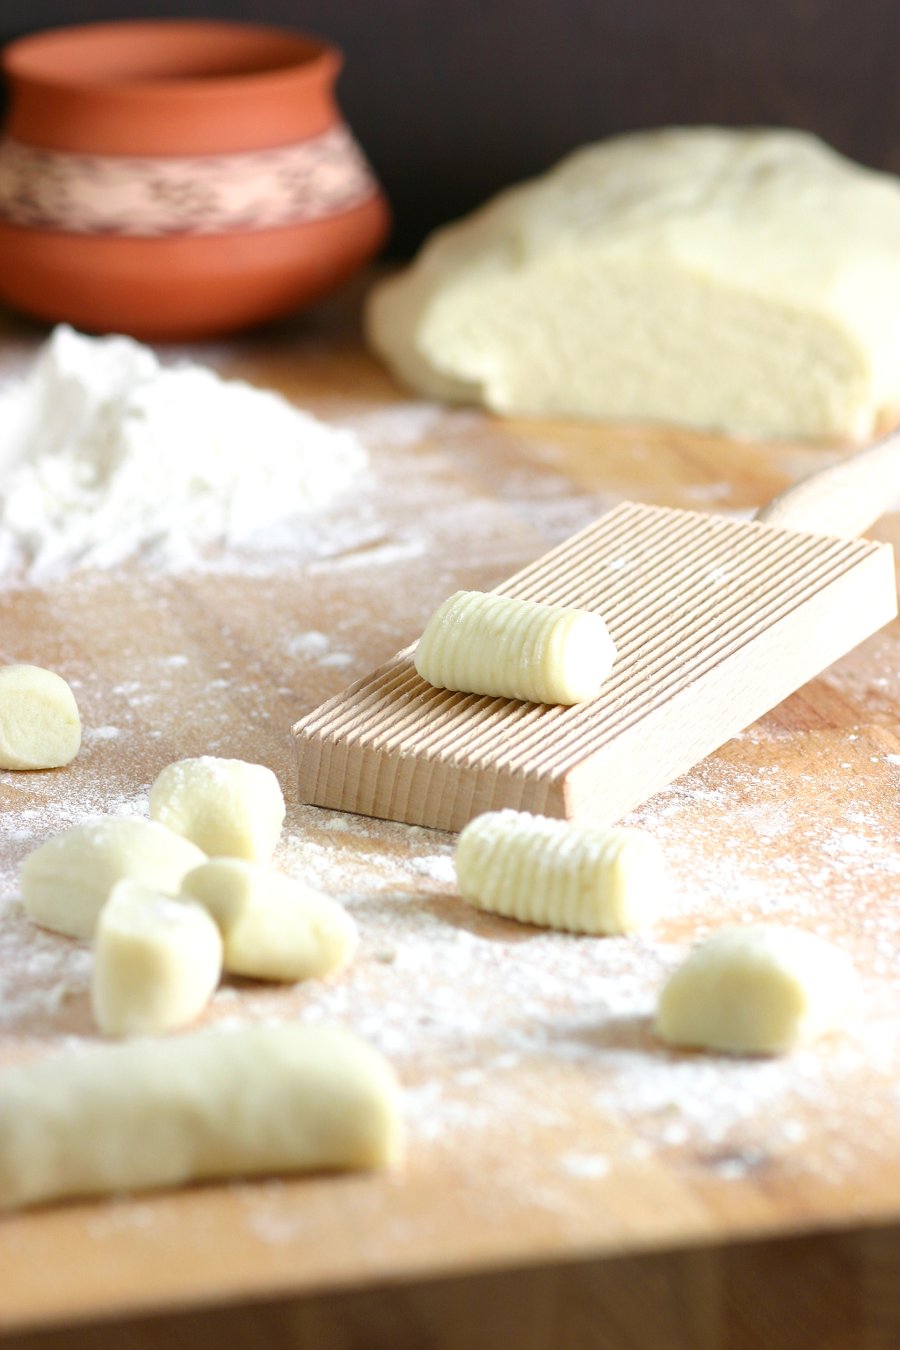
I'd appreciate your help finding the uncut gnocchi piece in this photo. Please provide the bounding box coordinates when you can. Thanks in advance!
[455,808,665,934]
[180,858,357,982]
[92,879,223,1037]
[0,1024,404,1210]
[414,590,616,705]
[0,664,81,770]
[655,924,861,1055]
[149,756,285,862]
[22,817,207,939]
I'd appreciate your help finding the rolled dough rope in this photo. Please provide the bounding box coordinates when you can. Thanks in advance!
[149,756,286,862]
[22,817,207,940]
[414,590,616,705]
[180,858,357,982]
[455,809,665,934]
[655,924,862,1055]
[0,1023,404,1210]
[0,664,81,770]
[92,880,224,1037]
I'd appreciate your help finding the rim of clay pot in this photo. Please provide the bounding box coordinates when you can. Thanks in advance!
[2,19,340,96]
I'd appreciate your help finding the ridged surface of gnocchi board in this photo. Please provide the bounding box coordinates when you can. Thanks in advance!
[293,503,897,830]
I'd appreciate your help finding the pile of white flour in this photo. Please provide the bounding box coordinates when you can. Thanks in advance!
[0,326,368,582]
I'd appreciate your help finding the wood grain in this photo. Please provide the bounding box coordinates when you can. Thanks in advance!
[4,1224,900,1350]
[2,286,900,1345]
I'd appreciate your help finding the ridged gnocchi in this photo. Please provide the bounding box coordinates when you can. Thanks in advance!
[414,590,616,705]
[455,809,665,934]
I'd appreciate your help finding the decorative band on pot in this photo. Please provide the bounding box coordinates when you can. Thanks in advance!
[0,124,380,236]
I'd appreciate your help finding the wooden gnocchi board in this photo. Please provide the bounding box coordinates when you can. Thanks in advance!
[2,283,900,1347]
[293,502,896,831]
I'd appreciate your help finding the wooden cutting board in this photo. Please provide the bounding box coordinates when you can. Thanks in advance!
[2,283,900,1346]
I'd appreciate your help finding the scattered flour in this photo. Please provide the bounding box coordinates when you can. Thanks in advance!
[559,1152,611,1179]
[285,630,355,668]
[338,402,446,450]
[81,726,120,743]
[0,326,368,581]
[1,327,899,1248]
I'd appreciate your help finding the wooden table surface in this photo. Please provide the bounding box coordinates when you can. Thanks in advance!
[1,279,900,1349]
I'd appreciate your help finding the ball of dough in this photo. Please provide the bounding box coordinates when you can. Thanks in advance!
[367,127,900,440]
[149,757,285,862]
[180,858,357,982]
[92,879,223,1037]
[655,924,861,1055]
[415,591,616,705]
[0,664,81,770]
[22,817,207,940]
[455,809,666,935]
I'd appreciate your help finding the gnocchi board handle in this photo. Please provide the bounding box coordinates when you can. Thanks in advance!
[755,425,900,538]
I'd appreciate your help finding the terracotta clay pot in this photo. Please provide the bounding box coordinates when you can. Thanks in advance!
[0,20,390,339]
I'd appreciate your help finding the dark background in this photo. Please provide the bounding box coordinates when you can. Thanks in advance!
[1,0,898,256]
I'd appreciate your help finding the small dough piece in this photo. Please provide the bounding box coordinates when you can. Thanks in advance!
[0,664,81,770]
[149,756,285,861]
[367,127,900,441]
[655,924,861,1055]
[22,817,207,939]
[455,809,665,934]
[0,1024,404,1209]
[415,591,616,705]
[180,858,357,982]
[92,879,223,1037]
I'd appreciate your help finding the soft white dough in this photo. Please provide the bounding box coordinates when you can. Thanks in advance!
[367,127,900,440]
[0,1023,404,1209]
[149,756,285,862]
[414,591,616,705]
[92,879,223,1037]
[455,809,666,934]
[0,664,81,770]
[655,924,861,1055]
[180,858,357,982]
[22,817,207,939]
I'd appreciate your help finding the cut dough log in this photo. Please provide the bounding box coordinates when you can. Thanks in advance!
[367,127,900,440]
[149,756,285,862]
[22,817,206,940]
[0,664,81,770]
[92,880,223,1037]
[180,858,357,982]
[0,1023,404,1209]
[655,924,861,1055]
[415,591,616,705]
[455,809,665,934]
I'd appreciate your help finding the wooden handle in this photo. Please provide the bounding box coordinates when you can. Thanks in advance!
[755,428,900,537]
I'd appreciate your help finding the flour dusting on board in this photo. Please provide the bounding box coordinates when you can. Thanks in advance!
[0,326,368,581]
[2,309,900,1263]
